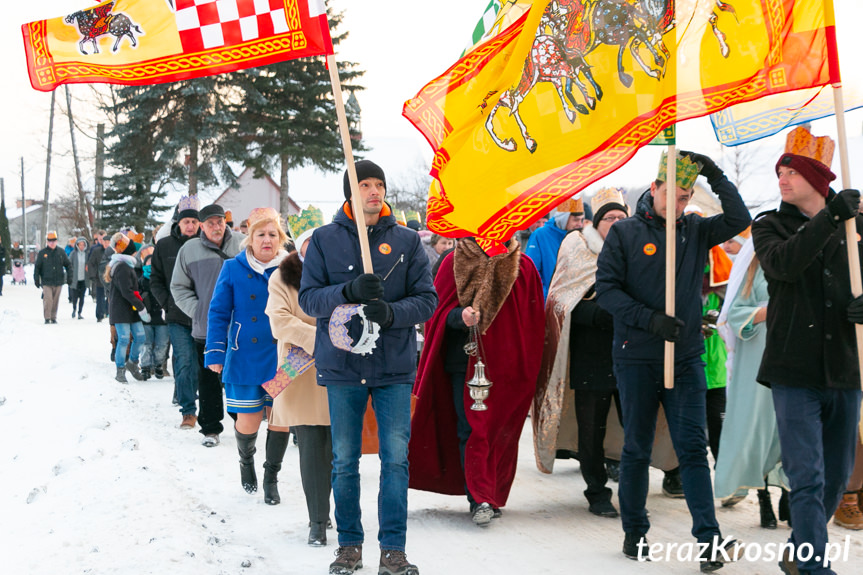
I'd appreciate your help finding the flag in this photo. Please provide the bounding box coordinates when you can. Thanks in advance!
[465,0,502,51]
[405,0,837,254]
[22,0,333,92]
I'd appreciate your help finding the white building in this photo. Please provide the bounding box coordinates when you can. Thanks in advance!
[211,167,301,225]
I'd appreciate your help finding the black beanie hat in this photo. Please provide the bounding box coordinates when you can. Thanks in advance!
[344,160,386,200]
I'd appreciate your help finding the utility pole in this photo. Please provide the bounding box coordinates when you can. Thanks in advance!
[95,123,105,224]
[43,90,56,245]
[21,157,27,252]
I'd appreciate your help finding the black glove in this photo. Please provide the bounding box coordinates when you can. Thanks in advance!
[648,312,685,342]
[826,189,861,223]
[847,295,863,323]
[679,150,723,181]
[343,273,384,303]
[594,307,614,331]
[364,300,393,329]
[35,280,41,288]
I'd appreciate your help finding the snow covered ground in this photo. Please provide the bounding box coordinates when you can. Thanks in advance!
[2,270,861,575]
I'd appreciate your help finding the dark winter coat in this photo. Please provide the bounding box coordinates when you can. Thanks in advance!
[140,275,166,326]
[150,221,196,327]
[108,255,143,325]
[0,243,6,272]
[87,242,105,283]
[99,247,115,289]
[752,194,863,390]
[595,175,750,364]
[34,246,71,287]
[204,249,280,387]
[298,202,438,387]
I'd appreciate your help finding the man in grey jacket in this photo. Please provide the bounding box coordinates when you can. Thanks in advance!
[171,204,244,447]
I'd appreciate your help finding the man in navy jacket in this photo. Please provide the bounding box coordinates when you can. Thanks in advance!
[596,151,750,569]
[299,160,436,575]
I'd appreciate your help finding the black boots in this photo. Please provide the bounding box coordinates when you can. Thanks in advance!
[758,488,777,529]
[235,429,258,493]
[263,430,290,505]
[115,367,127,383]
[308,521,327,546]
[778,488,791,527]
[125,360,145,381]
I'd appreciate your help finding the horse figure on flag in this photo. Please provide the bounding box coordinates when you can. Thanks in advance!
[65,2,142,55]
[485,0,602,153]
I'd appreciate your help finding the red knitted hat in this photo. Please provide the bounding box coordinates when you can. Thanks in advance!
[775,153,836,198]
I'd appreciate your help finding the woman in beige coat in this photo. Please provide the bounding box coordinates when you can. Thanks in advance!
[265,229,332,546]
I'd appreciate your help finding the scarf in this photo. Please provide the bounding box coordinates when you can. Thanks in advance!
[453,238,521,335]
[247,248,288,275]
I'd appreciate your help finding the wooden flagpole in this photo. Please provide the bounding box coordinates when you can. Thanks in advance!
[664,145,676,389]
[326,53,375,274]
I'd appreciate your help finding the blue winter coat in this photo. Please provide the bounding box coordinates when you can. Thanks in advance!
[205,249,279,388]
[298,203,438,387]
[524,217,568,299]
[595,175,750,364]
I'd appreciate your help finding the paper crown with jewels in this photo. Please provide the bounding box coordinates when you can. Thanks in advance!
[591,187,628,218]
[657,151,700,189]
[557,196,584,214]
[783,126,834,165]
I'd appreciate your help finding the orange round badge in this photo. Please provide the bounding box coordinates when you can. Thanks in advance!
[643,243,657,256]
[379,243,392,255]
[857,233,862,243]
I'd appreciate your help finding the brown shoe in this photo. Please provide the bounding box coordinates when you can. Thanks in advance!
[329,545,362,575]
[180,414,197,430]
[833,492,863,529]
[379,550,418,575]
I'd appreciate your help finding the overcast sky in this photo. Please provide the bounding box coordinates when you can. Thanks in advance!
[3,1,863,221]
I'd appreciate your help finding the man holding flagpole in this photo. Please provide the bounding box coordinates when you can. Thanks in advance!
[752,128,863,575]
[299,160,437,575]
[596,150,750,570]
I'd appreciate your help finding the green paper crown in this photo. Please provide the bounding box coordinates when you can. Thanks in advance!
[287,206,325,240]
[657,151,700,189]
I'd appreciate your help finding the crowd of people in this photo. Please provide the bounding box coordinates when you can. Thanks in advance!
[16,133,863,575]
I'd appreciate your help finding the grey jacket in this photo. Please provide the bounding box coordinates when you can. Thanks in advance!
[69,243,89,283]
[171,228,244,340]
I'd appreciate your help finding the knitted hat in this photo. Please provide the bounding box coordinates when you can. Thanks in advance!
[343,160,386,200]
[198,204,226,222]
[591,187,628,223]
[110,232,136,256]
[775,126,836,197]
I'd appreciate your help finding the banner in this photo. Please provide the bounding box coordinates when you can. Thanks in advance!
[22,0,333,91]
[405,0,837,254]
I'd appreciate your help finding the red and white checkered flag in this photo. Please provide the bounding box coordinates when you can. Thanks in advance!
[175,0,298,51]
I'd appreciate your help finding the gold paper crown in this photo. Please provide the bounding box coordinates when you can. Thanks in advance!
[784,126,834,167]
[657,151,699,189]
[557,197,584,214]
[591,187,627,215]
[247,207,281,228]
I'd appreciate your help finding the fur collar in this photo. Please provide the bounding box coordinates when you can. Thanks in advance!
[581,224,604,255]
[277,251,303,291]
[453,239,520,334]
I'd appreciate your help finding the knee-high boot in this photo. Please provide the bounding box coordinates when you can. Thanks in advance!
[263,429,290,505]
[235,429,258,494]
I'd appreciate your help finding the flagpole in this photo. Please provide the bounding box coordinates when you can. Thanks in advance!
[326,53,375,274]
[665,145,676,389]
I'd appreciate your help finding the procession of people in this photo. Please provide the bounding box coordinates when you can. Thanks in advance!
[11,141,863,575]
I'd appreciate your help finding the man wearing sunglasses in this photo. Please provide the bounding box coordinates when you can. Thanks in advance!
[34,230,71,324]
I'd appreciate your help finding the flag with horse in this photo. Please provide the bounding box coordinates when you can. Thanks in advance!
[405,0,838,255]
[22,0,333,91]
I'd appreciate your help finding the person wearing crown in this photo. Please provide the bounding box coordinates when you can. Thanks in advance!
[595,150,751,568]
[751,127,863,575]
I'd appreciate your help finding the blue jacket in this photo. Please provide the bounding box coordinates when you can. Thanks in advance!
[205,249,279,387]
[524,217,568,299]
[298,203,438,387]
[596,175,750,364]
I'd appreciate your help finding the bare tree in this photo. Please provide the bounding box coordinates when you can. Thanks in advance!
[387,157,432,222]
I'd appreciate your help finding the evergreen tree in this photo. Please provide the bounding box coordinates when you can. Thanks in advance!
[0,197,11,273]
[230,4,365,212]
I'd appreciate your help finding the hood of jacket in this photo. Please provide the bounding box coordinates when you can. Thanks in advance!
[333,201,397,234]
[635,188,687,229]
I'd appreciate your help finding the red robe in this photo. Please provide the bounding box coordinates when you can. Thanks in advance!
[409,252,545,507]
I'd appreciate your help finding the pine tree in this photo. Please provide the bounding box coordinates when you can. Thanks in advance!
[0,197,11,274]
[230,5,365,212]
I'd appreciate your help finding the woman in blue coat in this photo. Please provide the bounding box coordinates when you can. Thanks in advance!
[205,207,289,496]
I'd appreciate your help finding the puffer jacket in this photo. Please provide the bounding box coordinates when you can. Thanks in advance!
[34,246,71,287]
[171,227,244,340]
[151,221,197,326]
[298,202,438,387]
[595,174,750,364]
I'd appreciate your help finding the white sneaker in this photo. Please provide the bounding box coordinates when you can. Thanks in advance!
[202,434,220,447]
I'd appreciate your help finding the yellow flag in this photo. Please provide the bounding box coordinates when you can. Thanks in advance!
[405,0,836,254]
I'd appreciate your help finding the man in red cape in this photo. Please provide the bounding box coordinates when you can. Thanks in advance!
[409,237,545,525]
